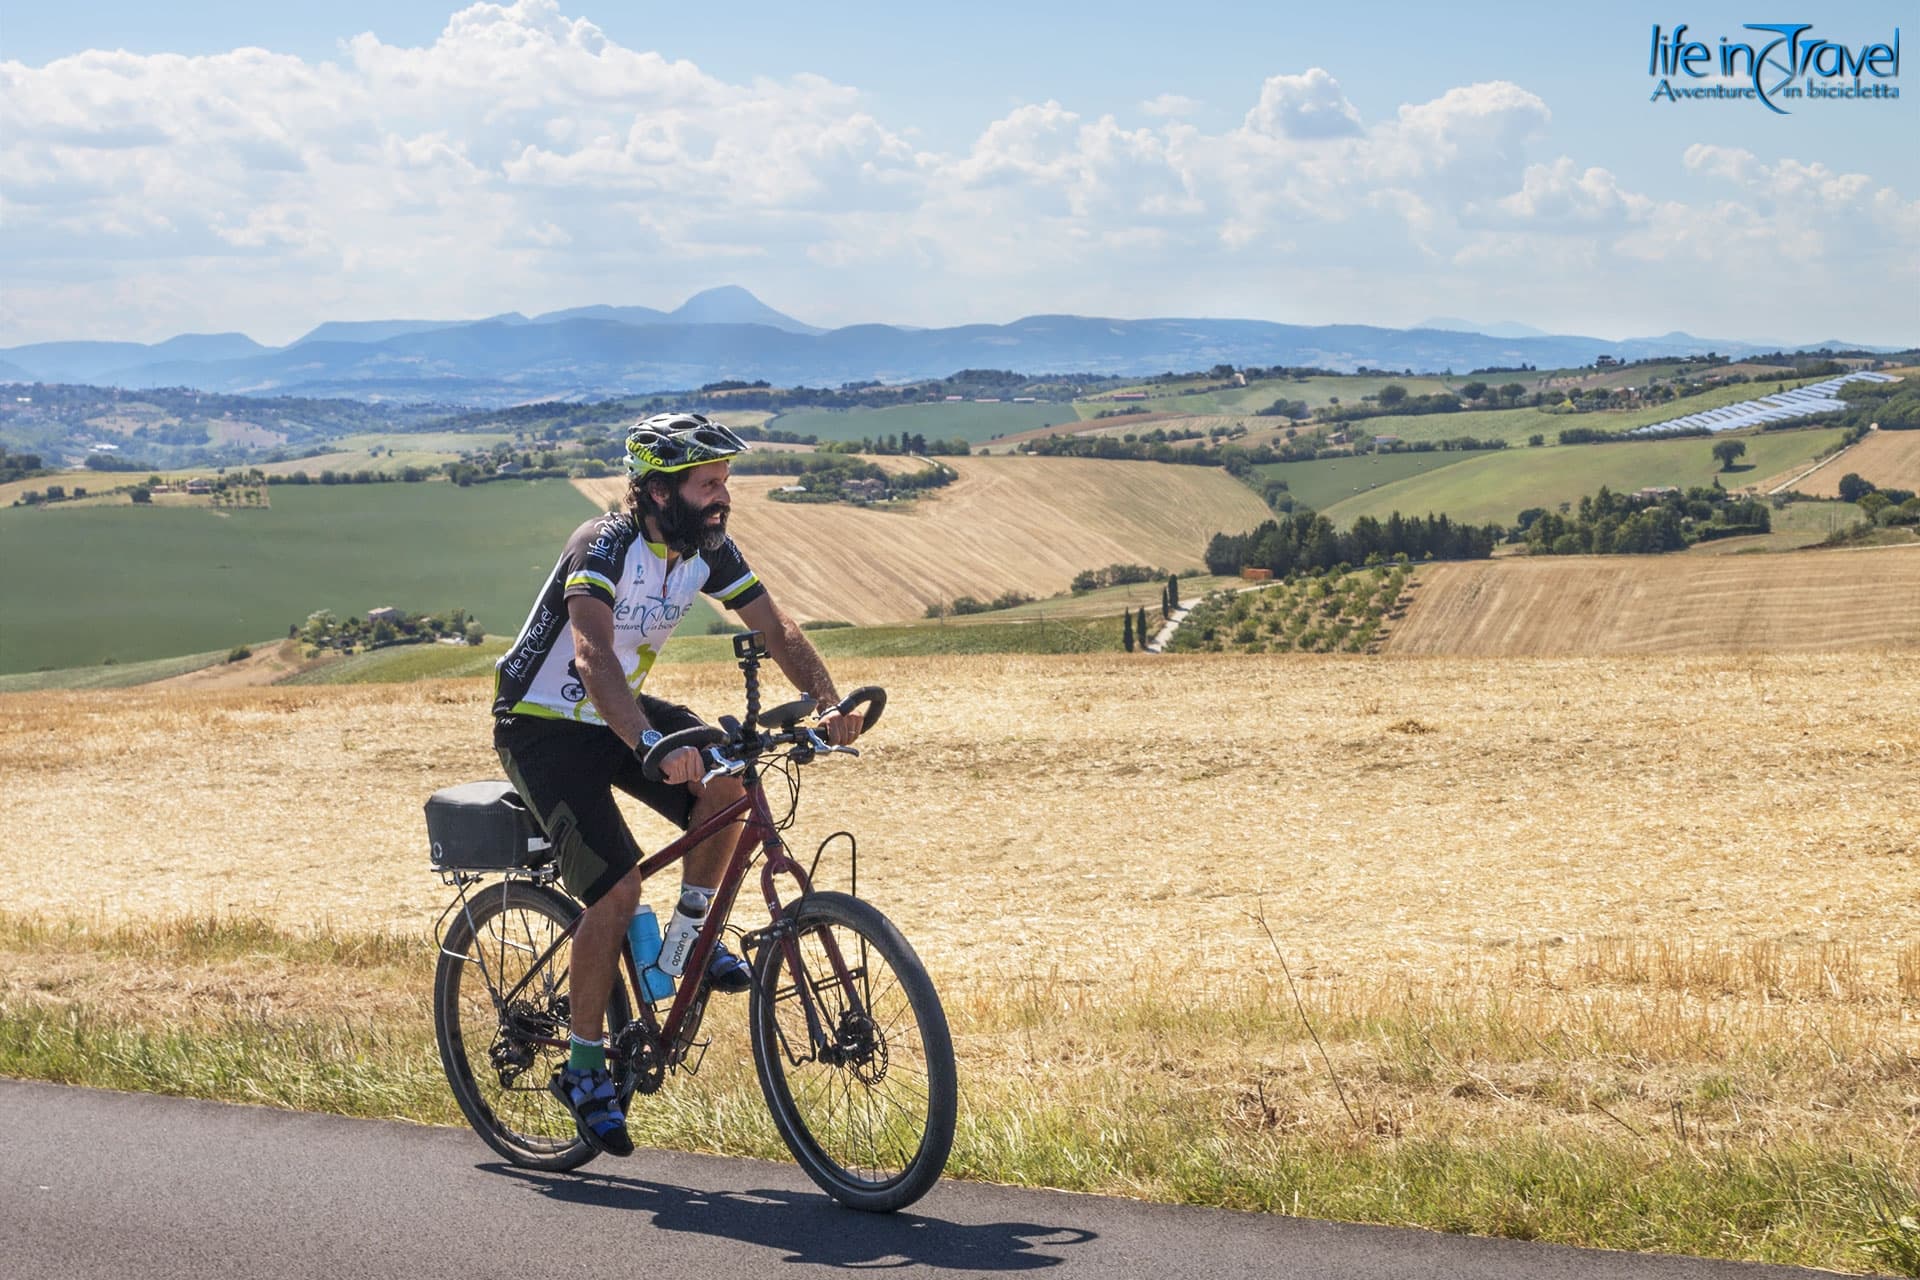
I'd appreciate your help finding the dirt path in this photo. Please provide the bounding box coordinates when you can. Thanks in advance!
[146,639,319,691]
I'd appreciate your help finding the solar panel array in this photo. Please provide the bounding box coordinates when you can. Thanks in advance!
[1631,370,1900,436]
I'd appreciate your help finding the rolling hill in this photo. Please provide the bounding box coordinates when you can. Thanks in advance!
[1318,427,1847,528]
[574,455,1271,625]
[1382,546,1920,656]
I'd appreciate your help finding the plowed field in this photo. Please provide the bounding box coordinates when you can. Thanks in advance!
[1383,546,1920,655]
[576,455,1271,624]
[1789,428,1920,497]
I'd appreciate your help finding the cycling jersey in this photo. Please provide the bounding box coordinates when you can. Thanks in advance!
[493,511,766,723]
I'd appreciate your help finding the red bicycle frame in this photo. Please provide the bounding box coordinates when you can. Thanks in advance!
[490,746,865,1071]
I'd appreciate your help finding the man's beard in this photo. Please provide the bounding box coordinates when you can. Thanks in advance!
[656,484,729,555]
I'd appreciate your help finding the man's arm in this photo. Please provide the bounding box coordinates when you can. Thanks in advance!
[734,593,863,744]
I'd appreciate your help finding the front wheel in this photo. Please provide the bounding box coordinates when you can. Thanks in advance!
[749,892,957,1212]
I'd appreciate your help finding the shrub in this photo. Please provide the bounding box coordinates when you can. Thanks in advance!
[226,646,252,663]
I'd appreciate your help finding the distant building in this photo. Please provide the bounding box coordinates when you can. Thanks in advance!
[367,606,402,624]
[185,479,212,495]
[1595,355,1621,368]
[1240,568,1274,582]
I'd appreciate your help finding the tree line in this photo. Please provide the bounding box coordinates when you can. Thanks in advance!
[1516,485,1770,555]
[1205,510,1500,578]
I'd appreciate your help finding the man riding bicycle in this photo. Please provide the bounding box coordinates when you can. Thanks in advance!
[491,412,864,1157]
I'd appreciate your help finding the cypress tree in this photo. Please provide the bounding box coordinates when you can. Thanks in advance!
[1137,606,1150,648]
[1122,610,1135,652]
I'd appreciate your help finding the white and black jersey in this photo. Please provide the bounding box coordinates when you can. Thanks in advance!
[492,512,765,723]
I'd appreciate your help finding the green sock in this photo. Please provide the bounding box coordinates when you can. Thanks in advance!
[569,1032,606,1072]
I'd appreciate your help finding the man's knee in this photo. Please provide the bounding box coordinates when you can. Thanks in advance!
[588,865,645,919]
[690,774,745,815]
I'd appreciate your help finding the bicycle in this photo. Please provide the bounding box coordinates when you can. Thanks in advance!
[425,630,957,1212]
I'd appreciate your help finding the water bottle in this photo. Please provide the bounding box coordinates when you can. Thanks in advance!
[626,904,675,1004]
[659,889,709,978]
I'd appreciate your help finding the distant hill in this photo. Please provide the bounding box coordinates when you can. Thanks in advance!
[1384,549,1920,656]
[1,288,1902,405]
[1417,317,1554,340]
[668,285,824,334]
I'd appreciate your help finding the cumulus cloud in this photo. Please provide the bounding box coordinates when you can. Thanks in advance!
[1242,68,1363,140]
[0,1,1913,344]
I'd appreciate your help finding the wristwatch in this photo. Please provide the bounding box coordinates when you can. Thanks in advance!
[638,729,664,753]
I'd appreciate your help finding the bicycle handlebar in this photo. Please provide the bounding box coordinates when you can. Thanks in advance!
[639,685,886,783]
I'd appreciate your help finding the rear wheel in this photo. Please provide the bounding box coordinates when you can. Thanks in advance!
[433,880,632,1170]
[749,892,956,1211]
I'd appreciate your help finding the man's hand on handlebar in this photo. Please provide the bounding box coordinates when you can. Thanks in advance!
[660,746,705,786]
[816,707,864,748]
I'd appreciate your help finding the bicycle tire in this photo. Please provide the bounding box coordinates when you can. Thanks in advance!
[749,891,957,1211]
[433,880,632,1170]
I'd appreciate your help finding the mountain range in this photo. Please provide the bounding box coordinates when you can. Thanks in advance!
[0,286,1899,406]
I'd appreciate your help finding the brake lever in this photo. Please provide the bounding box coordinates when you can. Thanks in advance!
[802,728,860,758]
[698,748,748,786]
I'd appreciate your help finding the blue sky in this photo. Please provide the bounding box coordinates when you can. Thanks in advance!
[3,0,1915,346]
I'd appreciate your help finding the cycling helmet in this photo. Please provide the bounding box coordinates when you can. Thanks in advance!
[624,412,751,478]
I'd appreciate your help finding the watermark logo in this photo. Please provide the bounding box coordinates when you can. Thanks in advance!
[1649,23,1901,113]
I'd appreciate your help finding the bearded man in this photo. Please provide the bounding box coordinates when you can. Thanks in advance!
[490,412,864,1156]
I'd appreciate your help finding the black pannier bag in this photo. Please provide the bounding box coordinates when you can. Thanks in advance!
[425,781,551,872]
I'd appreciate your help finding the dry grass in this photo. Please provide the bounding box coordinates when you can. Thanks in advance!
[576,455,1271,625]
[4,650,1919,1266]
[1791,430,1920,498]
[1384,546,1920,655]
[4,650,1914,975]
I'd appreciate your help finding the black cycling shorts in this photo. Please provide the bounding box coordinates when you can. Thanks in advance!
[493,694,706,906]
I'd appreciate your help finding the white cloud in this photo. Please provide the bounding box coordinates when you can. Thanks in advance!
[1242,69,1362,140]
[0,2,1913,346]
[1140,93,1200,118]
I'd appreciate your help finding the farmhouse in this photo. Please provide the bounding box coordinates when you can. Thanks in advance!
[366,606,402,624]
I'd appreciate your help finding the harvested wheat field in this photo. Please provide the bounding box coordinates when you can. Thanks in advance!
[1,651,1911,973]
[1384,545,1920,656]
[576,455,1271,624]
[1791,428,1920,498]
[6,651,1919,1267]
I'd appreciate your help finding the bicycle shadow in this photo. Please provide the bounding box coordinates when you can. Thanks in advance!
[482,1163,1094,1270]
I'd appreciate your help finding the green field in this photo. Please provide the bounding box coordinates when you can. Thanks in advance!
[770,402,1069,446]
[1082,375,1458,419]
[0,480,721,675]
[1319,427,1848,528]
[0,646,241,693]
[1250,451,1479,512]
[277,638,513,686]
[661,613,1121,663]
[1344,376,1832,447]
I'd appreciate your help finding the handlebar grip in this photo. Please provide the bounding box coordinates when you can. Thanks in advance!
[833,686,885,732]
[640,725,730,782]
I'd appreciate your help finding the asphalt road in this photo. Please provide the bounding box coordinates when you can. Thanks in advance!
[0,1080,1851,1279]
